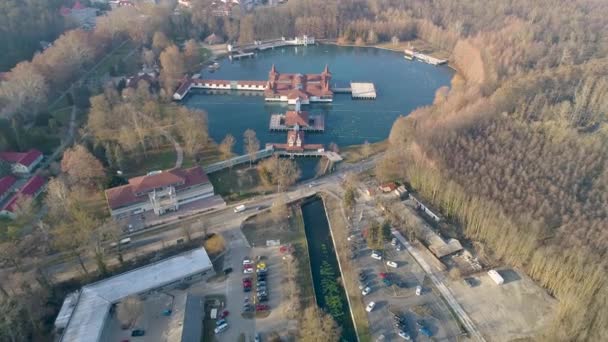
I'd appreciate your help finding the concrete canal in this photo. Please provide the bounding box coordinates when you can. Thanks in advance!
[301,197,357,341]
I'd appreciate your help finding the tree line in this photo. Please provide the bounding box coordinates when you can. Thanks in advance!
[377,1,608,340]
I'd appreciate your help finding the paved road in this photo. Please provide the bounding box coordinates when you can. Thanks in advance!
[392,230,486,342]
[34,155,381,283]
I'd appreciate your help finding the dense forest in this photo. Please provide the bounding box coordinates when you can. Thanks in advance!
[370,0,608,341]
[0,0,67,70]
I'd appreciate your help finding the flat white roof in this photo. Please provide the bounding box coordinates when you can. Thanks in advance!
[60,248,213,342]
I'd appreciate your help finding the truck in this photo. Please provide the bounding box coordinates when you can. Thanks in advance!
[234,205,246,213]
[488,269,504,285]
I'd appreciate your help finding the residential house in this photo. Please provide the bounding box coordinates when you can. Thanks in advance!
[0,149,43,174]
[0,175,47,219]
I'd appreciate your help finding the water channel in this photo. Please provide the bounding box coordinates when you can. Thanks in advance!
[301,197,357,341]
[184,44,453,154]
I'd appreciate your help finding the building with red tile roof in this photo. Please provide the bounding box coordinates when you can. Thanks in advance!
[265,65,333,104]
[0,176,17,202]
[104,166,215,218]
[0,175,47,219]
[172,65,335,103]
[0,149,43,174]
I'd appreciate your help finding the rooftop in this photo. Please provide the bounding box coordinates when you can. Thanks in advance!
[0,149,42,167]
[1,175,46,212]
[59,248,213,342]
[0,175,17,198]
[105,166,211,209]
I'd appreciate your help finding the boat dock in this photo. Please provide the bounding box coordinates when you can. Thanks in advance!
[330,82,377,99]
[404,48,447,66]
[229,52,255,60]
[351,82,377,99]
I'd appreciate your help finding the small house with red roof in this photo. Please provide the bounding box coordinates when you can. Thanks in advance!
[379,182,398,193]
[0,149,43,174]
[60,1,98,29]
[269,98,325,132]
[0,175,47,219]
[104,166,215,218]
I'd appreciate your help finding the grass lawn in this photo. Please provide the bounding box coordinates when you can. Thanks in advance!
[207,165,268,201]
[322,194,372,342]
[241,206,315,307]
[88,41,139,81]
[122,147,176,177]
[375,39,451,60]
[342,140,387,163]
[51,107,73,127]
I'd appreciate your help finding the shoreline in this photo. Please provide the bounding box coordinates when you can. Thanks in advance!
[318,40,457,71]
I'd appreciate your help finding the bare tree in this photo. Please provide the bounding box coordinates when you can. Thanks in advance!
[117,296,143,328]
[298,306,341,342]
[243,129,260,167]
[362,140,371,159]
[159,45,185,95]
[61,144,105,186]
[271,193,289,226]
[218,134,236,160]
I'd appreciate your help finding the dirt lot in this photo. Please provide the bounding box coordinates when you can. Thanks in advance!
[448,267,557,341]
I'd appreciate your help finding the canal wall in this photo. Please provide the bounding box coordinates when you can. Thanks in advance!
[320,198,362,342]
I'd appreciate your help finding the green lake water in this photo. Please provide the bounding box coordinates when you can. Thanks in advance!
[183,44,453,154]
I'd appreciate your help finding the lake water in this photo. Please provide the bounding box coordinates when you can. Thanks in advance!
[183,44,453,154]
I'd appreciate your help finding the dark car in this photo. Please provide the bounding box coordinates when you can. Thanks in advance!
[131,329,145,337]
[223,267,233,275]
[258,295,268,302]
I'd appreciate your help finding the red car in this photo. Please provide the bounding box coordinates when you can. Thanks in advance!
[220,310,229,318]
[379,272,387,279]
[256,304,269,311]
[243,278,252,286]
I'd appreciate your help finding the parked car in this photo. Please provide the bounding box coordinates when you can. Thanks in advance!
[362,287,371,296]
[391,238,397,246]
[243,268,254,274]
[257,268,267,274]
[257,262,266,269]
[359,282,368,290]
[366,301,376,312]
[243,258,253,265]
[257,280,267,287]
[220,310,229,318]
[223,267,233,275]
[397,330,411,340]
[255,333,261,342]
[386,261,398,268]
[243,277,252,284]
[415,285,422,296]
[214,323,229,334]
[396,244,402,251]
[256,304,270,311]
[379,272,388,279]
[358,271,367,281]
[419,327,432,337]
[131,329,145,337]
[371,251,383,260]
[216,319,226,326]
[383,278,393,286]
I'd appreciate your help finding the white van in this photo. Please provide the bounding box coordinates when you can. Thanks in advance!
[214,322,228,334]
[234,205,246,213]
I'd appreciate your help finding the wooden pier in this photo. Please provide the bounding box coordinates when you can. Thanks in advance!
[229,52,255,60]
[350,82,377,99]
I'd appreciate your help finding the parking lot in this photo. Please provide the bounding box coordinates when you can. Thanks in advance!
[350,200,462,341]
[197,225,294,342]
